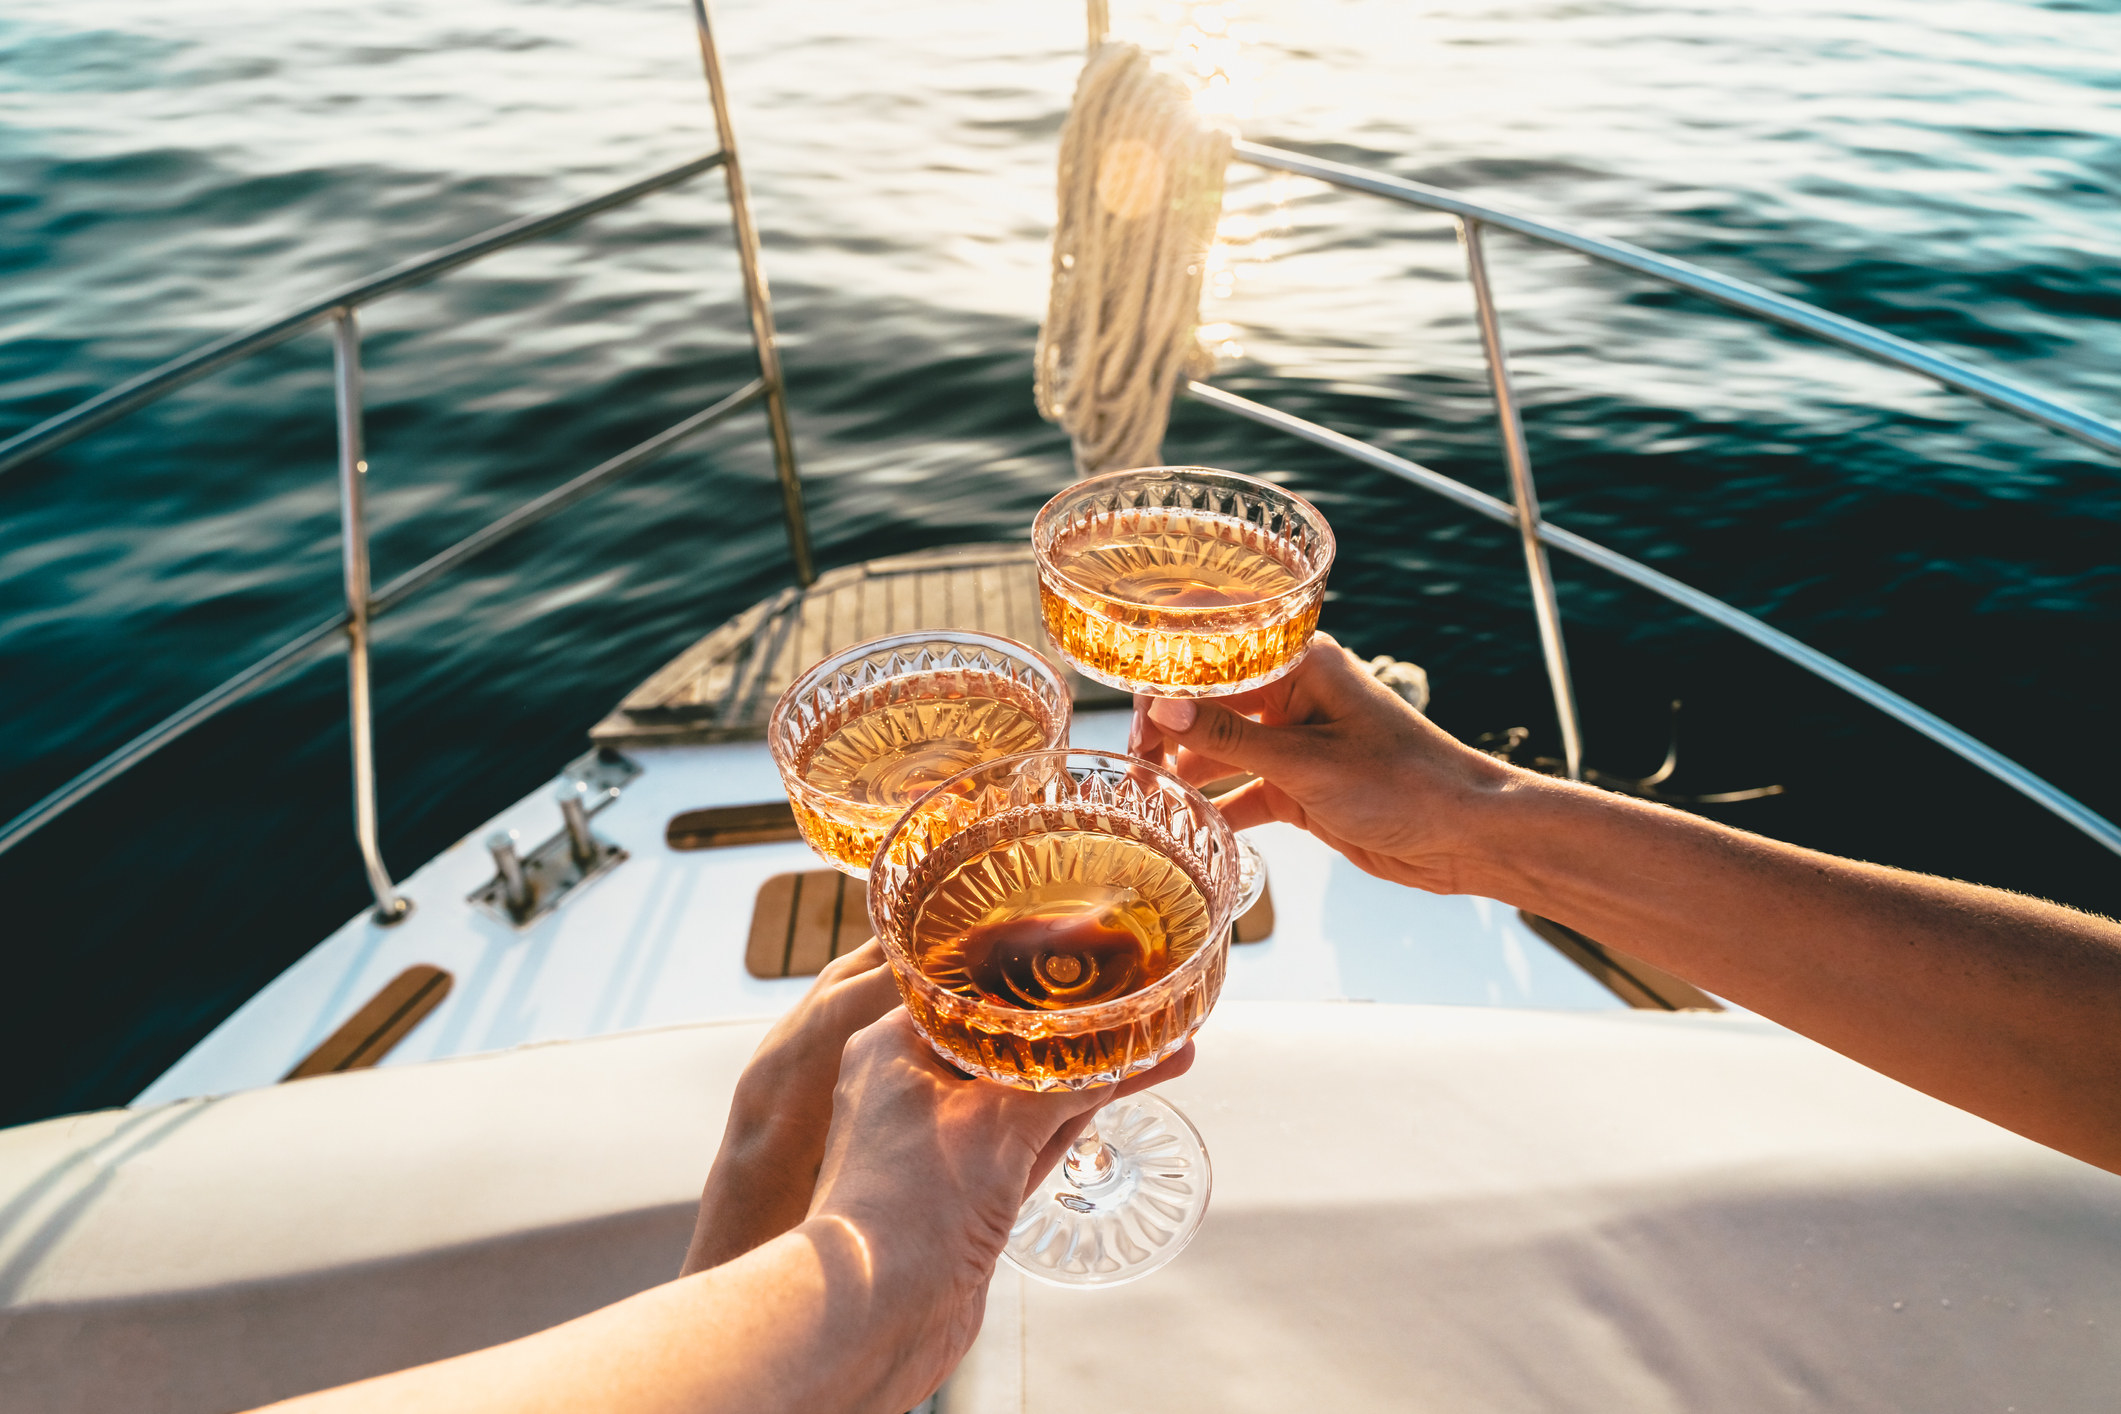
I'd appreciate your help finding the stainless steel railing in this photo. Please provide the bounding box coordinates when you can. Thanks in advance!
[1232,142,2121,460]
[0,2,815,920]
[1202,141,2121,858]
[5,98,2118,912]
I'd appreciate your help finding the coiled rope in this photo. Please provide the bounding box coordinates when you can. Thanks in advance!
[1035,8,1231,475]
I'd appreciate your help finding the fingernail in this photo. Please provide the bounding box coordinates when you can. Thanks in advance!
[1147,697,1197,732]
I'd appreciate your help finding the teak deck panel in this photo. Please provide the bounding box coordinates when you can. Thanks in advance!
[593,542,1125,748]
[283,965,454,1080]
[665,801,803,850]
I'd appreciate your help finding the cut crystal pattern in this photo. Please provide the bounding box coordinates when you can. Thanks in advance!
[768,631,1071,878]
[871,748,1238,1091]
[1032,466,1334,698]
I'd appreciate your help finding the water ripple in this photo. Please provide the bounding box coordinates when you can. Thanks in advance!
[2,0,2118,1122]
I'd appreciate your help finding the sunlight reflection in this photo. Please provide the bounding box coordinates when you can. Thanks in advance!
[1116,0,1285,363]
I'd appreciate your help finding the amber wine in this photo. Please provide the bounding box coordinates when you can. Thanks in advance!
[1040,508,1320,694]
[791,691,1052,873]
[900,829,1223,1085]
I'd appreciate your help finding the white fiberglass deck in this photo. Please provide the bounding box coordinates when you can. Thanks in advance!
[136,710,1621,1107]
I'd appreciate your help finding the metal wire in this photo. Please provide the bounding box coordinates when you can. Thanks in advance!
[0,60,797,871]
[1184,380,2121,859]
[0,152,731,482]
[9,132,2117,878]
[1232,140,2121,462]
[0,383,765,861]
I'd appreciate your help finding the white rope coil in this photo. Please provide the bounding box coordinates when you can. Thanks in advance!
[1035,40,1231,476]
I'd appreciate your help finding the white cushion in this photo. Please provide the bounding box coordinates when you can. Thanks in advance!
[4,1004,2118,1412]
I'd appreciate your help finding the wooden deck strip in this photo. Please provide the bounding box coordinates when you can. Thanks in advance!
[592,542,1123,747]
[283,966,453,1080]
[857,562,897,643]
[825,577,867,654]
[666,801,802,850]
[971,561,1008,637]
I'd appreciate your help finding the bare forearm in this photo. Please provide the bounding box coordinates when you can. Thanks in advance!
[1459,771,2121,1172]
[263,1220,932,1414]
[682,1107,816,1274]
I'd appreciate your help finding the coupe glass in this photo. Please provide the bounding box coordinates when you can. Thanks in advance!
[1033,465,1335,698]
[768,631,1072,878]
[869,748,1242,1286]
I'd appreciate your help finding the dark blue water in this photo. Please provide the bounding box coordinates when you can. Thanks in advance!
[4,0,2118,1126]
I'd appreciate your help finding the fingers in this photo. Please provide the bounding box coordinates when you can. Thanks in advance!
[816,936,886,985]
[836,957,902,1027]
[1144,694,1315,785]
[1128,696,1161,760]
[778,938,897,1043]
[1110,1039,1196,1098]
[1208,777,1284,832]
[1019,1043,1198,1197]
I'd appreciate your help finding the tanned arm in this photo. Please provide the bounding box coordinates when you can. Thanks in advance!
[1133,634,2121,1173]
[262,975,1191,1414]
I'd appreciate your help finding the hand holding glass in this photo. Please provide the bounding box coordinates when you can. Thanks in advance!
[869,748,1243,1284]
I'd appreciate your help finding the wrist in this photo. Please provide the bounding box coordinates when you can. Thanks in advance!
[686,1106,832,1275]
[795,1206,983,1366]
[1445,760,1585,903]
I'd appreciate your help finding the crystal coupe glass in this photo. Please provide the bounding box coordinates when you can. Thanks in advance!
[768,631,1072,878]
[1033,466,1335,698]
[869,748,1242,1285]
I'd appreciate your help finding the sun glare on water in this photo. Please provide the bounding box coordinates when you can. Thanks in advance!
[1111,1,1290,364]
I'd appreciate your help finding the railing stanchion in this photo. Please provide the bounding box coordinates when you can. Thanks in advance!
[690,0,815,588]
[332,308,412,925]
[1460,217,1585,781]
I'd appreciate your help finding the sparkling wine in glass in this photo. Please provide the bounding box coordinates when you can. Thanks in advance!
[870,748,1242,1285]
[769,631,1072,877]
[1033,466,1335,698]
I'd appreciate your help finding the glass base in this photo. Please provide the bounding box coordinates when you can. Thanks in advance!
[1001,1092,1211,1287]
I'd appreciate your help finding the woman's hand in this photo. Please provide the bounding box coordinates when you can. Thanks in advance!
[803,1012,1195,1408]
[1128,632,1511,894]
[268,976,1193,1414]
[682,940,900,1274]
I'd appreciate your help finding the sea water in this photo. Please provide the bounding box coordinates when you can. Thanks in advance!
[2,0,2117,1121]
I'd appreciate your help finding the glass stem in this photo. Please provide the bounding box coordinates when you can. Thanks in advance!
[1063,1107,1118,1191]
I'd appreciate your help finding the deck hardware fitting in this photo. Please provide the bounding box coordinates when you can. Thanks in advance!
[471,800,629,931]
[486,832,531,918]
[561,745,642,805]
[558,784,602,866]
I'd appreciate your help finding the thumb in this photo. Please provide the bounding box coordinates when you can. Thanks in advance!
[1145,695,1308,779]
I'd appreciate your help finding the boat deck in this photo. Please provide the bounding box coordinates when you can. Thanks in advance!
[137,548,1645,1109]
[590,541,1123,749]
